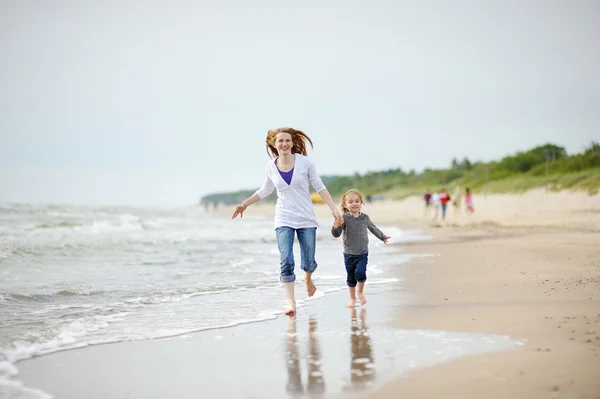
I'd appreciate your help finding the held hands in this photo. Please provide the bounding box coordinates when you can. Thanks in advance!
[332,215,344,229]
[231,203,247,219]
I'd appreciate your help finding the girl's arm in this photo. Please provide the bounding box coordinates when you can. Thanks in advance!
[366,216,391,244]
[331,215,345,237]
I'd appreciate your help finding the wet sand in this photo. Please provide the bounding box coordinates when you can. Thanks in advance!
[15,286,520,399]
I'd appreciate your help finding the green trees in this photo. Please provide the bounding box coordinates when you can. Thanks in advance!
[200,142,600,204]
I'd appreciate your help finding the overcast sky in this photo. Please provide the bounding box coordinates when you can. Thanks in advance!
[1,0,598,206]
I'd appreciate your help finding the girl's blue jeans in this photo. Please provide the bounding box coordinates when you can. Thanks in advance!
[275,226,317,283]
[343,252,368,287]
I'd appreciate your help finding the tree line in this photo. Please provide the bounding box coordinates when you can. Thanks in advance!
[200,142,600,206]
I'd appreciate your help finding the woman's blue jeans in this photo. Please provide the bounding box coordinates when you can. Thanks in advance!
[275,226,317,283]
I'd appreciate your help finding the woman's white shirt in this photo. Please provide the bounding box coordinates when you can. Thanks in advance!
[255,154,326,229]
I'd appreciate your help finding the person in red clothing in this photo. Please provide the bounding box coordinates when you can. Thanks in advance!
[438,188,451,220]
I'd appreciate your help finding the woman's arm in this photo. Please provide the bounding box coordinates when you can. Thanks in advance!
[232,171,274,219]
[305,158,341,220]
[318,188,341,220]
[231,193,261,219]
[242,192,261,207]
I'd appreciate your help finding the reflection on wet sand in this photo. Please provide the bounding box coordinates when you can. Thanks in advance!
[348,308,376,391]
[285,317,326,398]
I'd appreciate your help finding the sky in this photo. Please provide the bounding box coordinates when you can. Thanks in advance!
[1,0,599,206]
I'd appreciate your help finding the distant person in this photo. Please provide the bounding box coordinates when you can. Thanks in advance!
[465,187,475,214]
[231,128,342,316]
[423,189,432,216]
[424,189,432,206]
[452,186,462,214]
[430,191,441,221]
[438,188,451,221]
[331,189,390,307]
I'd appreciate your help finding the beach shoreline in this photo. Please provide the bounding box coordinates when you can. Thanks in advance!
[225,190,600,397]
[9,191,600,398]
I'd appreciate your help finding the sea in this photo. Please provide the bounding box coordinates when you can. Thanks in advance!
[0,203,431,396]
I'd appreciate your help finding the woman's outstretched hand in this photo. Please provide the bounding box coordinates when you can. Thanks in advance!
[231,203,247,219]
[383,236,391,244]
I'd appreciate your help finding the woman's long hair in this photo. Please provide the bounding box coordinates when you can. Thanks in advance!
[265,127,314,158]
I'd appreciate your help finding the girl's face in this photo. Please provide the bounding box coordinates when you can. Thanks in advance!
[275,133,293,156]
[344,193,363,214]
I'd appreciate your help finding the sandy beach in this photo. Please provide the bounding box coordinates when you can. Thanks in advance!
[333,190,600,398]
[13,189,600,398]
[367,224,600,399]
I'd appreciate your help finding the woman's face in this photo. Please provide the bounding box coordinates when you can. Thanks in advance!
[275,132,293,156]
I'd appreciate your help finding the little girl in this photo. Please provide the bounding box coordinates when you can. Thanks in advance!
[331,189,390,307]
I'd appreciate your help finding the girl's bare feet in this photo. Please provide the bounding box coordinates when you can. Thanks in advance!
[347,286,356,307]
[358,292,367,306]
[357,282,366,305]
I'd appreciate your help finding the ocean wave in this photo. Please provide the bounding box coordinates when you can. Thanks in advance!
[1,312,130,363]
[55,287,103,296]
[123,287,248,305]
[2,286,104,303]
[36,221,82,229]
[0,375,52,399]
[1,225,279,249]
[0,308,283,398]
[1,280,276,306]
[1,280,368,360]
[0,305,286,365]
[2,293,54,303]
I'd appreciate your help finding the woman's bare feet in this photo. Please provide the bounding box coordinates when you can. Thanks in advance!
[283,282,296,316]
[284,300,296,316]
[305,273,317,297]
[358,292,367,306]
[347,299,356,308]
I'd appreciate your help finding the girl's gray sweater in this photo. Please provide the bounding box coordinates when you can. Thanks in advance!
[331,212,387,255]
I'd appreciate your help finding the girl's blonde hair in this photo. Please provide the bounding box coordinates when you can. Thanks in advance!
[340,188,364,214]
[265,127,314,158]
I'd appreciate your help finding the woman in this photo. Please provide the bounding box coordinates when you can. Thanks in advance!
[231,128,341,316]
